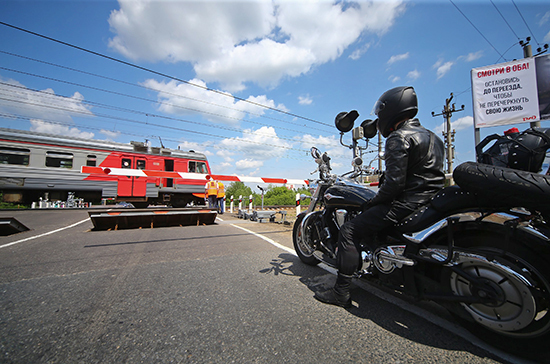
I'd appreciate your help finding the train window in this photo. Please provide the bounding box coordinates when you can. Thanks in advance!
[196,162,208,174]
[46,151,73,168]
[189,161,208,173]
[137,159,146,169]
[121,158,132,168]
[86,155,97,167]
[0,147,30,166]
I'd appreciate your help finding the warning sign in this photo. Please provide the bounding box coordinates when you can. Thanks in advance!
[471,58,539,128]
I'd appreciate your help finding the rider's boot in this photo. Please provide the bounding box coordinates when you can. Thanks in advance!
[314,273,353,308]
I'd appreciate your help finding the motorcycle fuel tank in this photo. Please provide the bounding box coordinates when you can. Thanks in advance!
[324,182,376,208]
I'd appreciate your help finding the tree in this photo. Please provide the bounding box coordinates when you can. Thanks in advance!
[264,186,296,205]
[225,182,254,202]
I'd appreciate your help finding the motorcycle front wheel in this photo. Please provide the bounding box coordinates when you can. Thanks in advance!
[444,230,550,358]
[292,212,321,266]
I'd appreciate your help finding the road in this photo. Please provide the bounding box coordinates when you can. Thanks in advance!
[0,209,538,363]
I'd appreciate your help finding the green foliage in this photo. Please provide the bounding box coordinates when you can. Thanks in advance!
[263,186,295,205]
[225,182,254,202]
[225,183,311,207]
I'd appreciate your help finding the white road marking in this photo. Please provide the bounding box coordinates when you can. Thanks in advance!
[231,224,295,255]
[0,218,90,249]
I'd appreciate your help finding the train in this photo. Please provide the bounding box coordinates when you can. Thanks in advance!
[0,127,211,207]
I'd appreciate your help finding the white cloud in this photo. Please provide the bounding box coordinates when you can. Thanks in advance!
[407,69,420,80]
[539,11,550,26]
[434,115,473,134]
[463,51,483,62]
[298,94,313,105]
[387,52,409,65]
[216,150,234,163]
[545,30,550,43]
[433,60,454,79]
[235,159,264,170]
[109,0,406,90]
[30,119,95,139]
[141,78,285,125]
[349,42,372,60]
[389,75,400,83]
[177,140,214,156]
[100,129,121,140]
[0,78,93,122]
[221,126,291,162]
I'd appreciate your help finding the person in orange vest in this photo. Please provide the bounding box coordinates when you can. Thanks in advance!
[217,181,225,214]
[205,179,218,209]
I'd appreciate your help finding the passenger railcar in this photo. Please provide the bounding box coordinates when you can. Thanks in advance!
[0,127,211,207]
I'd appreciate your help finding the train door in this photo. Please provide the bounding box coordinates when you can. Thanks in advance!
[117,156,147,197]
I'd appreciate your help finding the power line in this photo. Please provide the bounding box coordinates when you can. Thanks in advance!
[0,51,333,134]
[0,81,341,148]
[0,21,332,128]
[0,115,314,162]
[0,94,320,154]
[511,0,540,46]
[449,0,504,60]
[490,0,520,40]
[0,67,332,138]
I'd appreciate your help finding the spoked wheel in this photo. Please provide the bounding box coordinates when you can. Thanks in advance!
[445,232,550,357]
[292,212,321,266]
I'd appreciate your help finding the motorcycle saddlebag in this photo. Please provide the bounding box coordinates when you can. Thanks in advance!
[476,127,550,173]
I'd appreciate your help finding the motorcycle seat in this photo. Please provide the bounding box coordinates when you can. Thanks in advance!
[395,186,478,234]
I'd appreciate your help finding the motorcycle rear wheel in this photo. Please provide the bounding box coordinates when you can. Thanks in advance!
[293,212,321,266]
[444,231,550,358]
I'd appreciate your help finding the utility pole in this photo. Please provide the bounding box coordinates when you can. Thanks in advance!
[432,93,464,175]
[520,36,543,128]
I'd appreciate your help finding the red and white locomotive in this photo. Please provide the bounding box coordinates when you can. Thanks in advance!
[0,127,211,207]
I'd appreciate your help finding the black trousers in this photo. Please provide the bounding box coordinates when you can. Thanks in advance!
[336,202,419,275]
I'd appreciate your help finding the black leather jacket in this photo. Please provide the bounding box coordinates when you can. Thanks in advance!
[370,119,445,219]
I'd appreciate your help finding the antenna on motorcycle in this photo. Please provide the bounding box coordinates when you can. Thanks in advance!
[335,110,359,133]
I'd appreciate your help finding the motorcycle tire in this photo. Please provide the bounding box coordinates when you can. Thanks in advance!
[441,227,550,360]
[453,161,550,214]
[292,212,321,266]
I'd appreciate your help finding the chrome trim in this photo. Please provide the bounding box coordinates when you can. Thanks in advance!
[324,193,344,200]
[407,213,478,243]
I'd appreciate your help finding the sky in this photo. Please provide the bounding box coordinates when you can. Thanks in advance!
[1,0,549,190]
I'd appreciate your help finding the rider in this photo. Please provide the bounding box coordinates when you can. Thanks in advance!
[314,86,446,308]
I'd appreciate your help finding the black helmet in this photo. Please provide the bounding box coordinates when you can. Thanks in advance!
[373,86,418,137]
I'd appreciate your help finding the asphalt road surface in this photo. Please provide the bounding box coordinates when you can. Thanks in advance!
[0,209,541,363]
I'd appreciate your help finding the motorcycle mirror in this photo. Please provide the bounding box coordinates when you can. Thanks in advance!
[310,147,321,159]
[335,110,359,133]
[360,119,377,139]
[322,152,331,163]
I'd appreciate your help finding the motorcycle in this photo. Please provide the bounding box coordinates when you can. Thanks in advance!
[293,140,550,357]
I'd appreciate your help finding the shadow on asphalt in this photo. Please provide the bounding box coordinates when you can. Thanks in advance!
[259,252,516,364]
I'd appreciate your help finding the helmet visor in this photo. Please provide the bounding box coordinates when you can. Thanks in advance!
[371,100,385,116]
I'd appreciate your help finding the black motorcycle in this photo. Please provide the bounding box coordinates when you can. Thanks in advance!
[293,144,550,357]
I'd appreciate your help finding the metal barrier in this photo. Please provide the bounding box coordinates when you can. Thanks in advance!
[88,207,217,231]
[0,217,30,236]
